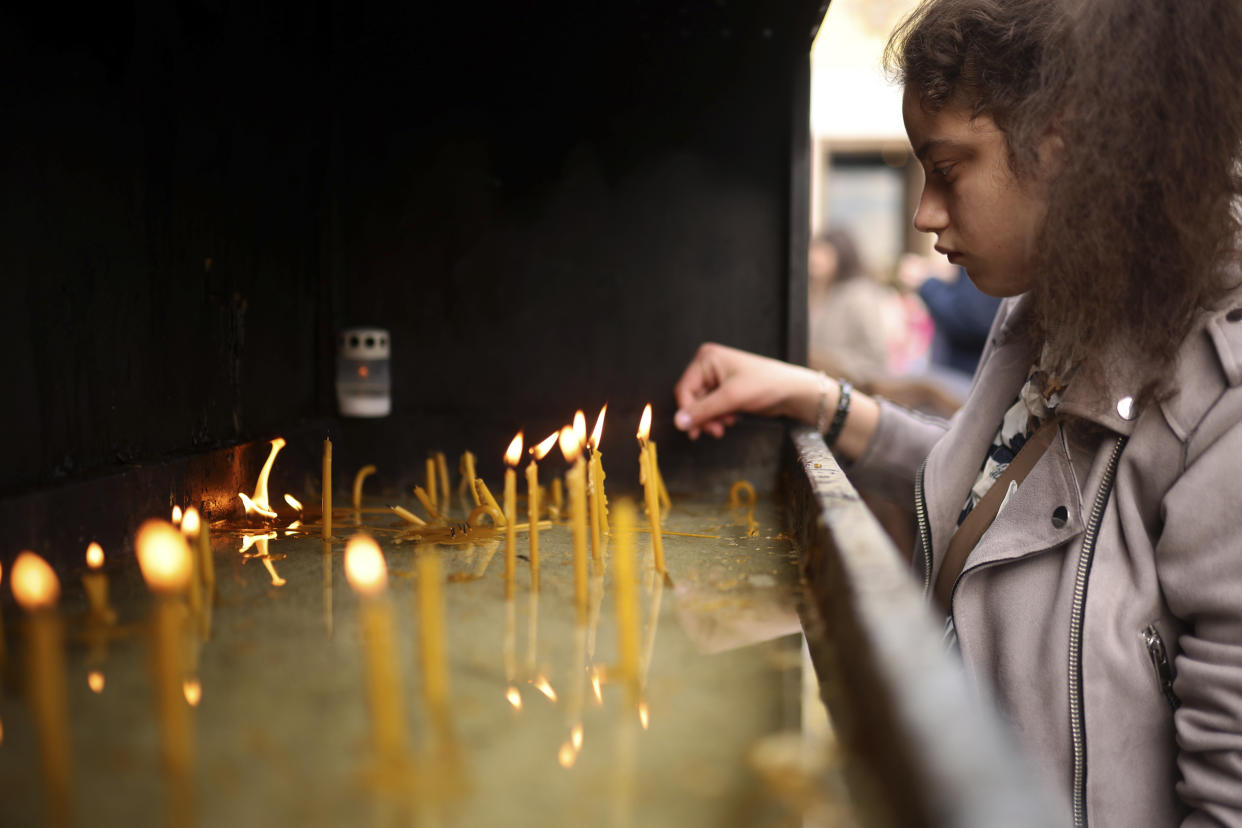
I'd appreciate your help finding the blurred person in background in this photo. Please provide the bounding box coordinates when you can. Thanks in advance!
[807,226,894,383]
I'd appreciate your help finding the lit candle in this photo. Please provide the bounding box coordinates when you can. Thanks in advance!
[611,501,641,703]
[135,520,196,823]
[11,551,72,828]
[322,437,333,541]
[587,405,609,564]
[474,477,505,524]
[171,505,183,525]
[344,534,409,764]
[426,457,439,513]
[352,464,377,512]
[82,542,117,626]
[636,404,665,573]
[461,451,480,506]
[651,441,672,513]
[560,424,589,623]
[180,509,213,640]
[416,548,450,723]
[503,432,523,599]
[527,432,558,592]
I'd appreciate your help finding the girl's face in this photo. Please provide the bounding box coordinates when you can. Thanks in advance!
[902,87,1049,298]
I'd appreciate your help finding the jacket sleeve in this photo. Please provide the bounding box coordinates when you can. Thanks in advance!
[842,397,949,508]
[1157,416,1242,827]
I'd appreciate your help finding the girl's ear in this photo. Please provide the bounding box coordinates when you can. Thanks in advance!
[1037,121,1067,177]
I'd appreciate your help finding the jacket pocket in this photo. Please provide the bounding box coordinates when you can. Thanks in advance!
[1141,621,1181,711]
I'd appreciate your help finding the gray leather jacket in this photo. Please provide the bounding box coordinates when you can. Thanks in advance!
[849,292,1242,827]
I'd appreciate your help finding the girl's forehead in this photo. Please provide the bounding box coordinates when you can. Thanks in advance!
[902,88,999,157]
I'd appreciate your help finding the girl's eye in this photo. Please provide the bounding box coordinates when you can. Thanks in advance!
[932,163,955,179]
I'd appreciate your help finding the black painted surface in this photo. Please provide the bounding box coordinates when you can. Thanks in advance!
[1,1,824,503]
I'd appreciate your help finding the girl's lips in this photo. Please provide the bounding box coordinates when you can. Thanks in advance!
[946,252,963,264]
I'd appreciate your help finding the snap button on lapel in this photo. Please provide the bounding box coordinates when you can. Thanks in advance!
[1117,396,1136,420]
[1052,506,1068,528]
[1226,307,1242,322]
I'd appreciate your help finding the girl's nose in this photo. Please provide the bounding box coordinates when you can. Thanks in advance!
[913,188,949,235]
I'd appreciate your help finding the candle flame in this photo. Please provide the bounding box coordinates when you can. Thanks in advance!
[571,723,584,750]
[11,551,61,610]
[573,410,587,448]
[637,403,653,444]
[344,534,387,596]
[533,675,558,702]
[88,670,105,694]
[283,493,304,512]
[639,701,650,730]
[180,507,201,536]
[183,679,203,707]
[136,520,194,594]
[505,432,525,467]
[558,741,577,768]
[238,492,278,519]
[506,686,523,710]
[590,405,607,450]
[172,505,183,525]
[254,437,287,505]
[558,426,580,463]
[591,668,603,704]
[86,542,105,570]
[532,432,559,461]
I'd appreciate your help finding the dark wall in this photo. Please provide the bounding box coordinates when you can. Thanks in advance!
[1,0,825,497]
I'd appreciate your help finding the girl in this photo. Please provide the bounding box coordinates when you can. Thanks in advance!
[672,0,1242,824]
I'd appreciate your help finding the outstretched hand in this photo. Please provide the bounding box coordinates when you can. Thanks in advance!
[672,343,822,440]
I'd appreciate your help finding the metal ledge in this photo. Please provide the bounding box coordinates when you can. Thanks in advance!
[786,425,1063,827]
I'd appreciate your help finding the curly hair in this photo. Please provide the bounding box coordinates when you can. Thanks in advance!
[886,0,1242,404]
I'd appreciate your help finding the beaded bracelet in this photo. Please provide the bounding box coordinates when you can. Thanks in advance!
[824,379,852,448]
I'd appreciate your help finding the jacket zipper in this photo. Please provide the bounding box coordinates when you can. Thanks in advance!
[914,458,932,597]
[1068,435,1128,828]
[1142,625,1181,711]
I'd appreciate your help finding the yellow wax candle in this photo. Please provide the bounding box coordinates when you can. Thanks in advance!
[650,441,671,512]
[81,542,117,626]
[504,598,519,708]
[550,478,564,521]
[345,534,408,763]
[525,461,541,591]
[177,517,204,622]
[503,433,523,599]
[637,405,666,574]
[474,477,505,524]
[353,464,377,511]
[426,457,438,512]
[180,510,213,639]
[323,438,333,541]
[416,548,450,720]
[134,520,196,825]
[560,426,589,623]
[389,504,428,526]
[462,451,480,506]
[413,485,443,521]
[588,405,609,558]
[194,509,215,595]
[435,452,451,512]
[12,552,72,828]
[612,501,641,702]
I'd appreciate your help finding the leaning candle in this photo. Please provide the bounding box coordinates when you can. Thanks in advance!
[12,551,72,828]
[461,451,480,506]
[636,404,665,573]
[435,452,451,513]
[560,425,589,623]
[527,432,558,592]
[587,405,608,563]
[475,477,505,525]
[82,542,117,625]
[323,437,333,541]
[416,548,450,721]
[503,432,523,599]
[612,501,641,702]
[352,464,377,512]
[135,520,196,824]
[345,534,409,764]
[650,441,672,513]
